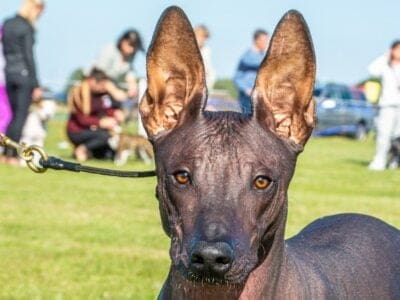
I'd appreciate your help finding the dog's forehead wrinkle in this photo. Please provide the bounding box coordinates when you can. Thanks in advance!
[159,112,295,177]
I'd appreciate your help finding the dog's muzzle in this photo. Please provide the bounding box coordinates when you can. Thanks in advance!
[188,241,234,282]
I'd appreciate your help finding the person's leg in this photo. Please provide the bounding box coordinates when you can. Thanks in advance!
[5,80,33,157]
[386,107,400,169]
[82,130,110,152]
[369,107,395,170]
[85,130,114,159]
[68,130,111,161]
[68,130,94,147]
[238,92,252,115]
[393,107,400,138]
[68,130,93,161]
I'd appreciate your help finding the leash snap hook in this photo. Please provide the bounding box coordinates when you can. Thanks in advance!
[22,145,49,173]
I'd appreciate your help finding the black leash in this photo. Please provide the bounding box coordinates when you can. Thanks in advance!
[40,156,157,178]
[0,133,157,178]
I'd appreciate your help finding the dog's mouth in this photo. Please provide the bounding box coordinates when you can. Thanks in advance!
[177,257,253,285]
[186,270,231,285]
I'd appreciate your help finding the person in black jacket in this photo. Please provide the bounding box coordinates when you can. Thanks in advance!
[2,0,44,165]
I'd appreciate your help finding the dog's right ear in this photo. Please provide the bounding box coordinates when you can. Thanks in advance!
[139,6,206,140]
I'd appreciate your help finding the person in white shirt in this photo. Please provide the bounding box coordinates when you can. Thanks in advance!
[194,25,216,91]
[368,40,400,170]
[87,29,143,103]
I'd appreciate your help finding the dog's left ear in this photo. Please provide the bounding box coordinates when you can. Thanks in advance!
[252,10,316,148]
[139,6,206,140]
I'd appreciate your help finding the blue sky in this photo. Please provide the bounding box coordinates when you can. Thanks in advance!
[1,0,399,91]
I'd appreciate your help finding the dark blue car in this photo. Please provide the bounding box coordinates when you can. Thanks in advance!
[313,83,377,140]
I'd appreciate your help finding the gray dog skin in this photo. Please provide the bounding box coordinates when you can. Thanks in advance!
[139,6,400,300]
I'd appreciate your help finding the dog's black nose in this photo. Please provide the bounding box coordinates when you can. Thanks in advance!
[190,241,234,278]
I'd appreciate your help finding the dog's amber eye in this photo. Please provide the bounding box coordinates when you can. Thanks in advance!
[254,176,271,189]
[174,171,190,185]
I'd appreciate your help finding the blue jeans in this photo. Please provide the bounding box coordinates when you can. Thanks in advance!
[238,91,252,115]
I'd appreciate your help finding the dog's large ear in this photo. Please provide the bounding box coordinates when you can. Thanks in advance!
[252,10,316,148]
[139,6,206,140]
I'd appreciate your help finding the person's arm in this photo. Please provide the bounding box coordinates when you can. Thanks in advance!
[368,53,389,77]
[104,80,129,101]
[125,71,138,98]
[233,50,261,95]
[73,105,117,130]
[73,106,101,129]
[106,108,125,124]
[240,54,263,71]
[233,58,251,94]
[21,25,39,88]
[68,91,100,128]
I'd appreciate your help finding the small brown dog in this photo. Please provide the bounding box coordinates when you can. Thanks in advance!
[113,133,154,166]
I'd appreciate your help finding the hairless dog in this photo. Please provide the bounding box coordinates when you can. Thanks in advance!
[139,6,400,299]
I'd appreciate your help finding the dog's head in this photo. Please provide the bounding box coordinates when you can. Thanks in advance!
[140,6,315,284]
[34,99,57,122]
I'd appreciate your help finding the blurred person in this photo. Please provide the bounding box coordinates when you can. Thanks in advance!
[233,29,269,114]
[87,29,144,107]
[368,40,400,171]
[194,25,216,91]
[0,27,12,135]
[67,68,124,162]
[0,26,12,163]
[2,0,45,165]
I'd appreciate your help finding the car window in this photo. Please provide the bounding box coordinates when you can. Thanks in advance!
[351,89,367,101]
[313,88,322,97]
[340,87,352,101]
[324,87,341,99]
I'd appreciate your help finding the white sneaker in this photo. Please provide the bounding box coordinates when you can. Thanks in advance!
[368,160,386,171]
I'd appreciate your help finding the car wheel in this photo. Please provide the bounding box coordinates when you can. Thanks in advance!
[355,123,368,141]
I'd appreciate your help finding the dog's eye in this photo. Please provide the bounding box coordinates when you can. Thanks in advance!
[254,176,271,190]
[174,171,191,185]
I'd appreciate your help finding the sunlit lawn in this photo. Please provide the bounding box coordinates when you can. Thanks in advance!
[0,116,399,299]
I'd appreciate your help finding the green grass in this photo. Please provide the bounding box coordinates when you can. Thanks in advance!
[0,117,399,299]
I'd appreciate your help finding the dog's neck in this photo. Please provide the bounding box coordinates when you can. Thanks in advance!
[159,210,295,300]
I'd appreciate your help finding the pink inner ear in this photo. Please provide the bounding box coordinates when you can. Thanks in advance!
[272,85,296,136]
[251,11,316,147]
[139,7,207,139]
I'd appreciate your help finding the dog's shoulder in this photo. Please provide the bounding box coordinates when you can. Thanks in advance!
[286,213,400,296]
[287,213,399,252]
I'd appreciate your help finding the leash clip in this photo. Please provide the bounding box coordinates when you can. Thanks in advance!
[1,133,49,173]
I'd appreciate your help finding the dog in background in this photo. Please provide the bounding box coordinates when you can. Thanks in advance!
[21,99,57,147]
[112,132,153,166]
[388,136,400,169]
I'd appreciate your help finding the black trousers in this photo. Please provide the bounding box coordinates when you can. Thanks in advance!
[68,129,114,159]
[5,74,34,157]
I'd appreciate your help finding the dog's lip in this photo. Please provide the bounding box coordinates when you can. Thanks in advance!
[185,271,248,285]
[178,261,249,285]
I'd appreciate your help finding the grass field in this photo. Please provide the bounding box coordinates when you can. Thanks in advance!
[0,117,399,299]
